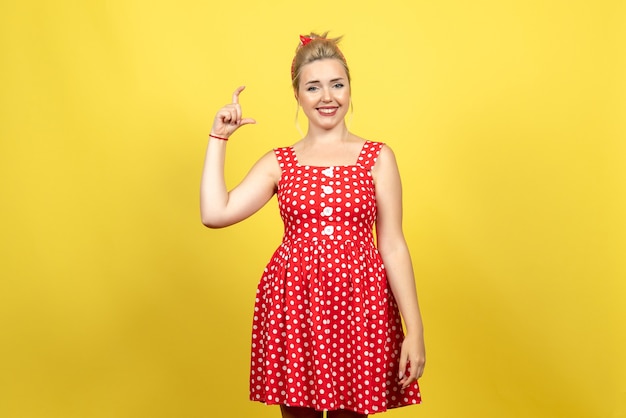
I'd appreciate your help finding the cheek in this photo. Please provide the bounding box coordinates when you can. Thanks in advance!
[339,90,351,104]
[298,97,312,108]
[301,94,320,107]
[299,99,317,116]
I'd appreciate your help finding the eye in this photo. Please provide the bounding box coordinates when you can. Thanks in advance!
[333,83,344,89]
[307,86,319,92]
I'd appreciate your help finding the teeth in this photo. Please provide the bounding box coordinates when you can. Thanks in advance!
[319,108,336,114]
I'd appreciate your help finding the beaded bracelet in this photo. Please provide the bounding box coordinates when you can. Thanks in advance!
[209,134,229,141]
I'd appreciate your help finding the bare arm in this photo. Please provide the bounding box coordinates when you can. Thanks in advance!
[200,86,280,228]
[373,144,426,388]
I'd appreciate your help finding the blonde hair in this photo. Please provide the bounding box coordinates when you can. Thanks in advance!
[291,32,351,90]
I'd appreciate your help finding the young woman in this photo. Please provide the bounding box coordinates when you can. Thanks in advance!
[201,32,425,418]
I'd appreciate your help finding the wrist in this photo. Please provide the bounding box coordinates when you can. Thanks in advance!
[404,322,424,338]
[209,133,229,141]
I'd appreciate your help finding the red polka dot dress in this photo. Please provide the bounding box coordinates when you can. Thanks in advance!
[249,141,421,415]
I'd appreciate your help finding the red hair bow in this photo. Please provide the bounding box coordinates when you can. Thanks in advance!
[299,35,313,46]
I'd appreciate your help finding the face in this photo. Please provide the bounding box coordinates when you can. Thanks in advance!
[295,59,351,130]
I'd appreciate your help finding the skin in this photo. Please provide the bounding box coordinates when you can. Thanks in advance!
[200,58,425,418]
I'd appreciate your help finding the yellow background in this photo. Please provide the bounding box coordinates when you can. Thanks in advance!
[1,1,625,417]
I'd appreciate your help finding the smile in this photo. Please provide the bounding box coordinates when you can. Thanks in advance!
[317,107,338,115]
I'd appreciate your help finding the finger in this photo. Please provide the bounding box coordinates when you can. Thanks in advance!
[407,365,418,384]
[398,353,408,382]
[400,369,415,389]
[223,107,237,125]
[232,85,246,104]
[235,103,242,125]
[240,117,256,126]
[217,109,232,125]
[221,109,237,126]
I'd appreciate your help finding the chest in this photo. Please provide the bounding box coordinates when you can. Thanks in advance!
[277,165,377,227]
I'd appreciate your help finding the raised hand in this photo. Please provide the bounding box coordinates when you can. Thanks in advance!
[210,86,257,139]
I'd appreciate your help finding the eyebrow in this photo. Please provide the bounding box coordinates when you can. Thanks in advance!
[304,77,345,85]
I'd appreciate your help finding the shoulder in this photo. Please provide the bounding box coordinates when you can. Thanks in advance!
[371,142,400,178]
[269,145,296,172]
[252,149,283,183]
[357,135,387,155]
[377,142,395,160]
[349,134,383,161]
[257,148,284,167]
[360,138,395,164]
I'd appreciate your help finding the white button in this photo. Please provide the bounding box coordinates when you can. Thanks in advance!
[322,167,334,177]
[322,226,334,235]
[322,207,333,216]
[323,186,333,194]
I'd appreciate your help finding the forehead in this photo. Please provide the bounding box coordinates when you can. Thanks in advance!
[299,58,348,82]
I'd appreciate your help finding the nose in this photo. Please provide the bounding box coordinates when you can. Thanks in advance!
[321,87,331,102]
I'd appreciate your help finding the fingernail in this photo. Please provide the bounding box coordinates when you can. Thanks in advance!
[398,371,404,379]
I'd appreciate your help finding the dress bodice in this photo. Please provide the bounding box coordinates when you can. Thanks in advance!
[274,141,384,245]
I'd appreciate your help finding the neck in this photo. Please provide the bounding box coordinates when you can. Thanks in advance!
[304,123,349,144]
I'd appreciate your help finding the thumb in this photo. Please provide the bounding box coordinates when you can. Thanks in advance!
[240,118,257,126]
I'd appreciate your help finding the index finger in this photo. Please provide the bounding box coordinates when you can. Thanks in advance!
[232,85,246,104]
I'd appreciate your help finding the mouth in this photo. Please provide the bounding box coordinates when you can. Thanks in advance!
[316,106,339,116]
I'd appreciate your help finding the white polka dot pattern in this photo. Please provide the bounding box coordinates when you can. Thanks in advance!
[249,141,421,414]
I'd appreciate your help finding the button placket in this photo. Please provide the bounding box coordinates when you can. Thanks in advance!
[320,167,335,237]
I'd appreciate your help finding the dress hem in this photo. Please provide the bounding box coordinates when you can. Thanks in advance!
[250,397,422,415]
